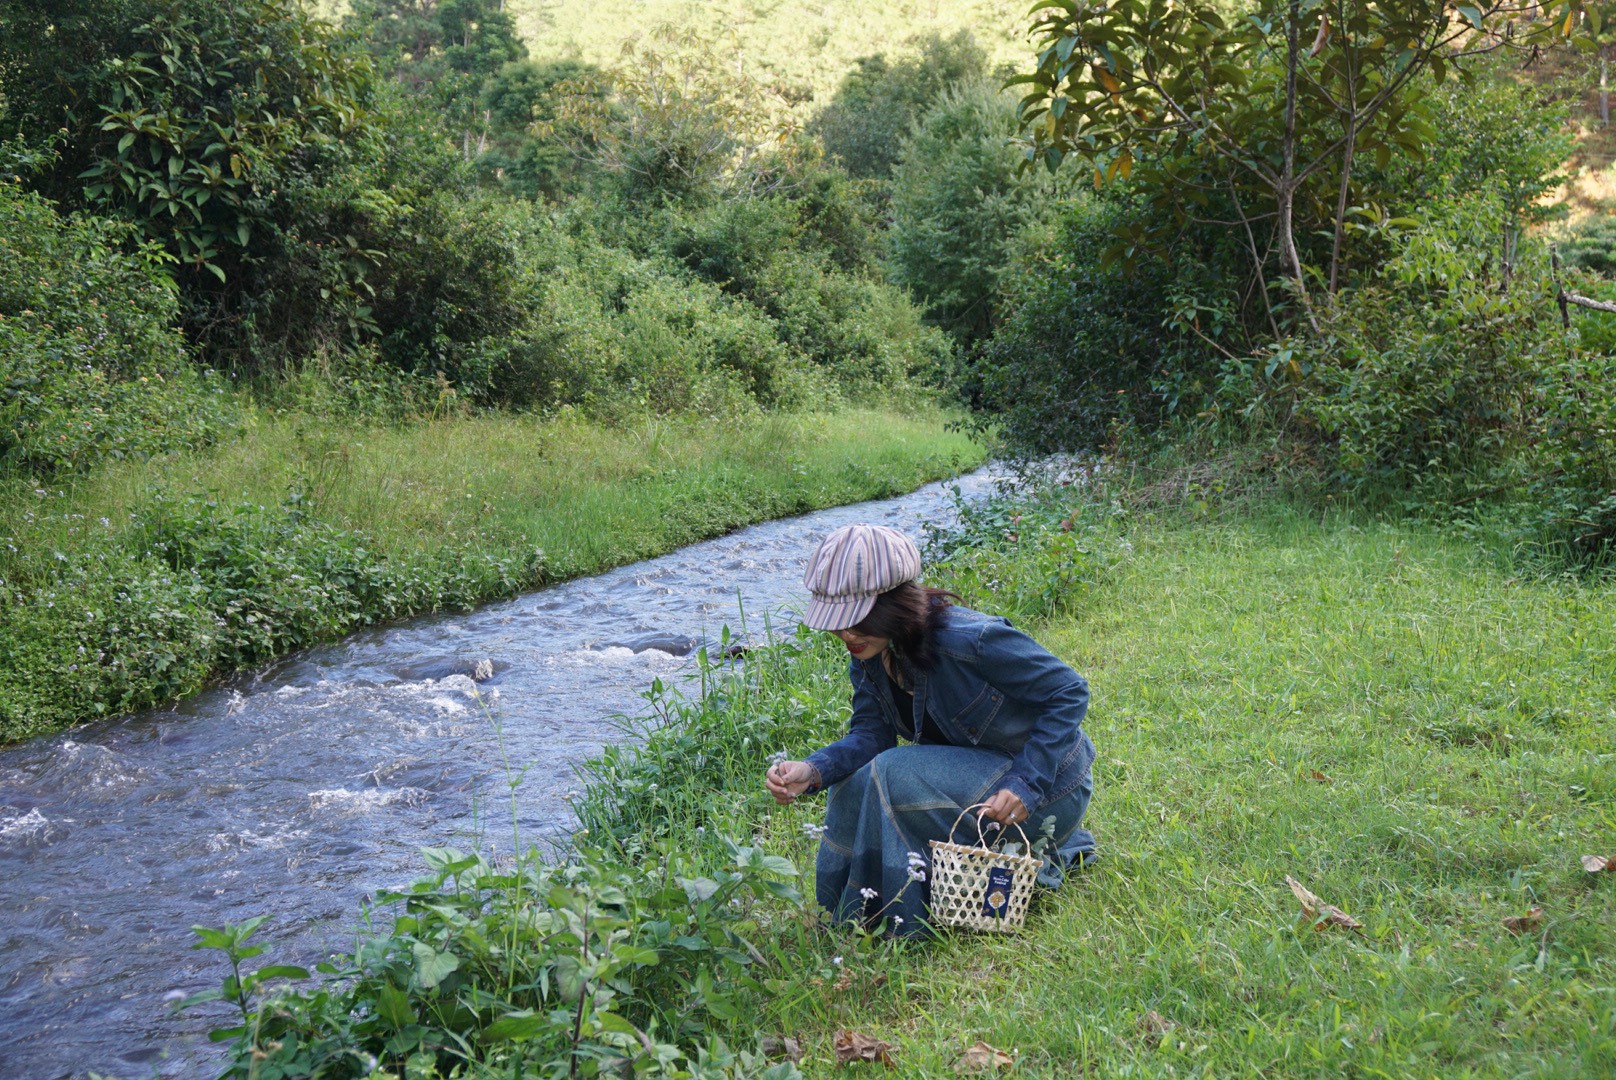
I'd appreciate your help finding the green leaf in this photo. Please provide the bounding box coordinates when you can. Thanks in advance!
[485,1010,550,1041]
[411,943,460,989]
[204,261,226,284]
[118,132,137,155]
[376,983,415,1028]
[253,965,309,981]
[680,877,721,903]
[1456,5,1484,30]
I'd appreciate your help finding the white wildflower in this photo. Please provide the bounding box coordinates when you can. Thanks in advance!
[767,750,789,765]
[908,867,926,882]
[859,887,878,901]
[905,851,925,868]
[831,955,843,966]
[892,915,904,927]
[802,821,826,838]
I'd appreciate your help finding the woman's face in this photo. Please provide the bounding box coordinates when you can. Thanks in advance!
[831,628,889,661]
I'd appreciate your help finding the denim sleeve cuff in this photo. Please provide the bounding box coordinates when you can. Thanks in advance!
[998,775,1040,818]
[802,753,834,793]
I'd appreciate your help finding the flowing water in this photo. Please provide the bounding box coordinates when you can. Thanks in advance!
[0,468,1003,1080]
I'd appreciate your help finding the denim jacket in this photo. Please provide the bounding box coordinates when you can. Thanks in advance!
[804,606,1095,814]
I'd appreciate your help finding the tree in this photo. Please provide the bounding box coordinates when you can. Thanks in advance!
[546,28,810,204]
[809,30,990,179]
[886,80,1066,346]
[345,0,526,157]
[1,0,375,285]
[1012,1,1586,330]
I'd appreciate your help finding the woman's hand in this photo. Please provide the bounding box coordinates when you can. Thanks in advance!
[765,760,818,804]
[978,788,1028,827]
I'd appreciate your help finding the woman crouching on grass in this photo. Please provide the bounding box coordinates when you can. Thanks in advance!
[764,523,1096,936]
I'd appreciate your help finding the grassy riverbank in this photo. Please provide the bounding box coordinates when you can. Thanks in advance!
[0,406,982,743]
[762,497,1616,1076]
[203,470,1616,1078]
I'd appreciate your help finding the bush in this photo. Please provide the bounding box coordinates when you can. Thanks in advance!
[184,841,807,1079]
[810,30,990,180]
[1559,214,1616,278]
[0,176,236,475]
[977,197,1221,453]
[1283,287,1546,499]
[885,80,1065,346]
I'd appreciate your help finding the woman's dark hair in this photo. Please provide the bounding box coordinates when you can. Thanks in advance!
[851,581,957,670]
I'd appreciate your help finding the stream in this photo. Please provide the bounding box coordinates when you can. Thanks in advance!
[0,467,1002,1079]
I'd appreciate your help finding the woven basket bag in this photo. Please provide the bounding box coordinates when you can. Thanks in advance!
[928,803,1042,933]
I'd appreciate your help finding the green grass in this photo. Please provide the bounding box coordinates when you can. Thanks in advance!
[0,405,983,742]
[758,503,1616,1076]
[4,405,981,578]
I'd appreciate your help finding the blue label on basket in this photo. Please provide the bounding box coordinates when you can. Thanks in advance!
[981,865,1014,918]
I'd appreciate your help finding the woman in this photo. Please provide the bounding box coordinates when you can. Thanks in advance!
[765,523,1096,936]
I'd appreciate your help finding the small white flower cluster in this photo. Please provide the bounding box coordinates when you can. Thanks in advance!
[801,821,826,839]
[767,750,790,765]
[906,850,927,882]
[858,886,878,901]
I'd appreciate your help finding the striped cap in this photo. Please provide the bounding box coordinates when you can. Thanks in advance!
[801,524,922,631]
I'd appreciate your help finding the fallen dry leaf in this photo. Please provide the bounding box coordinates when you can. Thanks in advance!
[1307,769,1332,784]
[1137,1010,1177,1048]
[834,1029,896,1068]
[1285,875,1363,933]
[1581,854,1615,873]
[954,1040,1015,1074]
[1501,906,1544,936]
[761,1035,804,1064]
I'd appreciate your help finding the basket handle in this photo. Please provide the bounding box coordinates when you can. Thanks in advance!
[947,802,1033,853]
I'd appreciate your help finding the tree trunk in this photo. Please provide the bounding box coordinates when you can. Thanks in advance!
[1328,119,1356,295]
[1602,50,1610,128]
[1281,1,1320,333]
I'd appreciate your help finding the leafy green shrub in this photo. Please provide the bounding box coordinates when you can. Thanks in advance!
[1514,347,1616,562]
[1559,214,1616,278]
[810,30,990,180]
[37,0,373,286]
[977,197,1221,453]
[0,177,236,475]
[588,195,952,407]
[885,80,1065,346]
[187,841,806,1078]
[1285,286,1546,498]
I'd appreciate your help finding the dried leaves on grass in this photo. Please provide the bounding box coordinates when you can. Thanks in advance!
[834,1029,896,1068]
[954,1040,1015,1073]
[1285,875,1363,933]
[1581,854,1616,873]
[1137,1010,1178,1048]
[761,1035,804,1064]
[1501,907,1544,935]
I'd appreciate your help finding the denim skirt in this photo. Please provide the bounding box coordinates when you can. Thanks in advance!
[815,744,1095,937]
